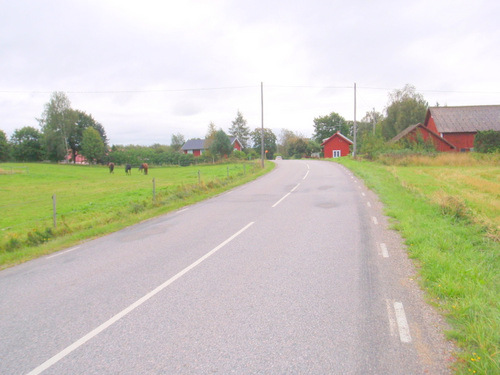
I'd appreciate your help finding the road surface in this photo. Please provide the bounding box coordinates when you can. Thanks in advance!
[0,160,453,374]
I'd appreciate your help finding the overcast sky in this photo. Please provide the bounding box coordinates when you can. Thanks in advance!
[1,0,499,146]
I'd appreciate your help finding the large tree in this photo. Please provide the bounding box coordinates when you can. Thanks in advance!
[0,130,10,161]
[209,129,233,158]
[312,112,350,144]
[68,110,108,163]
[170,133,185,152]
[39,92,77,161]
[250,128,277,159]
[228,110,251,149]
[287,137,308,158]
[81,127,106,163]
[381,84,428,140]
[10,126,44,161]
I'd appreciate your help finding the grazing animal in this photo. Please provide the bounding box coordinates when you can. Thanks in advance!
[125,164,132,175]
[108,162,115,173]
[139,163,149,175]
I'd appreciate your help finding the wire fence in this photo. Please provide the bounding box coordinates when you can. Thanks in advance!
[1,162,260,252]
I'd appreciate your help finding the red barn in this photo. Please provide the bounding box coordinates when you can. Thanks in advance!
[424,105,500,152]
[390,123,457,152]
[321,132,353,158]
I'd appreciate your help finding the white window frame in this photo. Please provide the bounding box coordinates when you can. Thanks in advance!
[333,150,341,158]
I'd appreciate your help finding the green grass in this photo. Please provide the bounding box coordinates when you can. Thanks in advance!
[0,161,274,268]
[333,156,499,374]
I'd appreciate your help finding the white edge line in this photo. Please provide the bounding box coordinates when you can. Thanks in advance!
[394,302,412,343]
[367,202,371,208]
[27,222,255,375]
[47,247,81,259]
[303,170,309,180]
[386,299,397,337]
[380,243,389,258]
[372,216,378,225]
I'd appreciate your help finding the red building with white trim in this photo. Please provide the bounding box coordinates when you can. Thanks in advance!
[321,132,353,158]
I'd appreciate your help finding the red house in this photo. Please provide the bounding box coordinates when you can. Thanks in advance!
[181,137,242,156]
[390,123,456,152]
[424,105,500,152]
[321,132,353,158]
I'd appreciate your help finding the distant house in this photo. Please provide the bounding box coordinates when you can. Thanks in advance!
[64,150,87,164]
[181,137,242,156]
[424,105,500,152]
[321,132,353,158]
[390,123,457,152]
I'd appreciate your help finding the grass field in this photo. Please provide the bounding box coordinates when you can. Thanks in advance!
[335,153,499,374]
[0,161,273,268]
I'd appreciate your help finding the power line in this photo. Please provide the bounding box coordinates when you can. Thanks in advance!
[0,84,498,95]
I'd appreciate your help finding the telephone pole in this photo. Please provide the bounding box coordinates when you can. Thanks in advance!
[353,82,357,158]
[261,82,265,168]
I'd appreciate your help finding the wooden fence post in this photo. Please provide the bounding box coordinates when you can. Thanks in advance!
[152,178,156,202]
[52,194,57,228]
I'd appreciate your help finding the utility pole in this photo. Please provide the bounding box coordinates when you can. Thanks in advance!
[261,82,265,168]
[353,82,357,158]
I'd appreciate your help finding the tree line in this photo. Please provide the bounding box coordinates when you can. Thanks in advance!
[1,85,497,164]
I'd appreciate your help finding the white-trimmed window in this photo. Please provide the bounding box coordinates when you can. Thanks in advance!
[333,150,341,158]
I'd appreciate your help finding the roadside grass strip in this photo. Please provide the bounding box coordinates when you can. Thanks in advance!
[335,156,499,375]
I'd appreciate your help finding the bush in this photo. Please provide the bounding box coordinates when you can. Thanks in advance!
[474,130,500,153]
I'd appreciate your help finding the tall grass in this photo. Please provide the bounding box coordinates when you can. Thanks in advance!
[0,161,273,268]
[335,154,499,374]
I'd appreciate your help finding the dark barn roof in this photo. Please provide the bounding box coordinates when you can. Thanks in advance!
[426,105,500,133]
[181,137,241,151]
[181,139,205,151]
[390,123,457,149]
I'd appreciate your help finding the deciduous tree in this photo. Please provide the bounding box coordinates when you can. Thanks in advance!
[381,84,428,140]
[0,130,10,161]
[81,127,106,163]
[250,128,277,159]
[11,126,44,161]
[68,110,108,163]
[170,133,185,152]
[312,112,350,144]
[209,129,233,158]
[38,92,77,161]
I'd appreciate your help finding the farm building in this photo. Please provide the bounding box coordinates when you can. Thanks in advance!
[321,132,353,158]
[181,137,242,156]
[390,123,457,152]
[424,105,500,152]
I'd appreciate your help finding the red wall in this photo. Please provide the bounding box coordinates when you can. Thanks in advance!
[426,117,438,133]
[443,133,475,151]
[406,127,456,152]
[323,136,351,158]
[426,116,474,151]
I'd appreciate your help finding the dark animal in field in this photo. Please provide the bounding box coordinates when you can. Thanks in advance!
[125,164,132,175]
[139,163,149,175]
[108,162,115,173]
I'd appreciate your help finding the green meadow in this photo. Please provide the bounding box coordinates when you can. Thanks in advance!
[0,161,273,268]
[335,153,499,374]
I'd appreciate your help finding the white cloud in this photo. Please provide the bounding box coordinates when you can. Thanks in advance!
[1,0,499,145]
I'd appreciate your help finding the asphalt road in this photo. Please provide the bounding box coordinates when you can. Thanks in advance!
[0,160,453,374]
